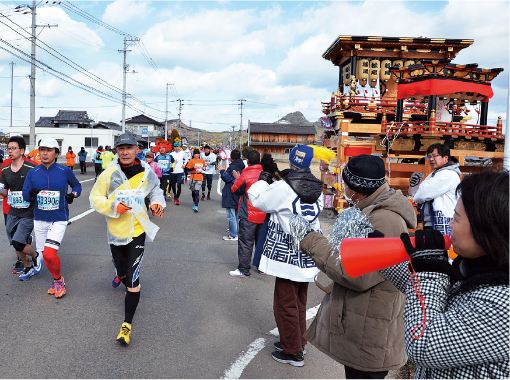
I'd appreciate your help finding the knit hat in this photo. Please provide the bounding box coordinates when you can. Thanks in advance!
[342,154,386,193]
[173,142,180,147]
[289,145,314,169]
[241,146,253,158]
[193,148,200,155]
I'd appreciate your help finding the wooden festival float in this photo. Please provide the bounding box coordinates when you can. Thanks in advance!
[318,36,505,215]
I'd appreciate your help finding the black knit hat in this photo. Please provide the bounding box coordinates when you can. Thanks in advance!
[342,155,386,193]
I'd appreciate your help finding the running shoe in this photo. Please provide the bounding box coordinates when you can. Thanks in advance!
[112,275,121,288]
[32,253,44,275]
[271,351,304,367]
[229,269,249,278]
[18,266,35,281]
[193,204,198,212]
[223,235,238,241]
[273,341,306,355]
[116,322,131,345]
[174,198,180,205]
[48,277,66,298]
[207,196,211,201]
[201,195,205,201]
[166,192,172,199]
[12,260,25,274]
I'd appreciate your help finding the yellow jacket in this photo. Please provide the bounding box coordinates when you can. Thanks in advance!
[101,150,116,169]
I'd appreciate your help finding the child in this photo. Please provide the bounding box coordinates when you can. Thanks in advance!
[185,149,206,212]
[145,152,162,178]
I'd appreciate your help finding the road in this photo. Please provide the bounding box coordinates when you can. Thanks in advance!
[0,172,349,379]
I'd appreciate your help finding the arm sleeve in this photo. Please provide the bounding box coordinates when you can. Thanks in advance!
[301,232,387,292]
[413,171,459,203]
[89,171,119,218]
[220,170,235,184]
[231,172,245,193]
[67,169,82,197]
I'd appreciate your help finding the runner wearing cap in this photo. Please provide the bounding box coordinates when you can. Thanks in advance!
[200,145,217,201]
[169,142,186,205]
[154,145,174,199]
[0,136,42,280]
[22,137,82,298]
[182,144,192,183]
[101,146,115,170]
[90,133,166,345]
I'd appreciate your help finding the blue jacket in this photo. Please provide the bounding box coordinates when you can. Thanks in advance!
[220,158,244,208]
[154,153,174,175]
[78,150,88,162]
[22,163,82,222]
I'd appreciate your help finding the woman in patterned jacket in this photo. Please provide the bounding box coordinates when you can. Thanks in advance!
[381,170,509,379]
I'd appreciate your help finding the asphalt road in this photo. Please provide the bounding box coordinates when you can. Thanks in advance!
[0,172,350,379]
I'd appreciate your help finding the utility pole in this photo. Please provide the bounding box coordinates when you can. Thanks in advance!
[9,62,15,130]
[239,98,245,147]
[177,99,182,135]
[198,130,200,146]
[165,83,169,140]
[231,125,236,148]
[29,0,36,148]
[119,36,139,133]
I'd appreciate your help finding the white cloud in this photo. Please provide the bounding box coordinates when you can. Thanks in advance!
[103,0,153,26]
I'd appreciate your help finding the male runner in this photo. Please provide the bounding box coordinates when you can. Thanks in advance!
[90,133,166,345]
[200,145,217,200]
[0,136,42,280]
[182,144,192,183]
[169,142,186,205]
[22,138,82,298]
[154,145,174,198]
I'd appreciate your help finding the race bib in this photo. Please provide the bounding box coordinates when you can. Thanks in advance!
[115,189,144,208]
[157,159,170,170]
[8,190,29,209]
[37,191,60,210]
[195,163,204,172]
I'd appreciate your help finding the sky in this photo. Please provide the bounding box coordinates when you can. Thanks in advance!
[0,0,508,134]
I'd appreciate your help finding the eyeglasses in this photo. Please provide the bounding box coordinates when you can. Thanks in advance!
[7,147,19,151]
[425,154,442,160]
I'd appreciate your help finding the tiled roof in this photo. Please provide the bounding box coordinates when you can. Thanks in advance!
[125,114,164,126]
[95,121,122,131]
[52,110,92,122]
[35,116,53,127]
[249,122,316,135]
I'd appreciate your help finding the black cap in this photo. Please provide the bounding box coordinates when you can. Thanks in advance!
[193,148,200,155]
[115,133,138,147]
[342,155,386,193]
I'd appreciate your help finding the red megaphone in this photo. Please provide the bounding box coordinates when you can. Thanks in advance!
[341,235,452,278]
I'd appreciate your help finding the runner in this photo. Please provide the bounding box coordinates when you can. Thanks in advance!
[182,144,192,183]
[89,133,166,345]
[154,145,174,199]
[94,145,103,180]
[101,145,115,170]
[28,140,42,165]
[185,149,206,212]
[200,145,217,201]
[169,142,186,205]
[22,137,82,298]
[0,136,42,280]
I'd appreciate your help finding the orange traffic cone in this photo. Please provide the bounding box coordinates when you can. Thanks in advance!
[341,235,452,278]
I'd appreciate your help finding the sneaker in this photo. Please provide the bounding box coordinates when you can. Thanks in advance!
[223,235,238,241]
[32,253,44,275]
[18,266,35,281]
[271,350,304,367]
[167,192,172,199]
[174,199,180,205]
[207,193,211,200]
[201,195,205,201]
[273,341,306,355]
[193,205,198,212]
[229,269,249,278]
[49,277,65,298]
[12,260,25,274]
[112,275,121,288]
[117,322,131,345]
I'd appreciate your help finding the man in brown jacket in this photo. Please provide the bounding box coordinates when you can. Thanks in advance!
[300,154,417,379]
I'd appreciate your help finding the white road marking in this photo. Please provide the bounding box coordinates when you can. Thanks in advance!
[222,303,321,379]
[80,178,95,183]
[67,208,94,224]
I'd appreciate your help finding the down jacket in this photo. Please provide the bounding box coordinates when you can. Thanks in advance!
[220,158,244,209]
[300,183,417,372]
[231,164,265,224]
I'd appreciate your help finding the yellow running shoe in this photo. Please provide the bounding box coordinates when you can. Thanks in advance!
[116,322,131,345]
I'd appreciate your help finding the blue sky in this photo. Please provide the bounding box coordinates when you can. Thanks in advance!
[0,1,508,133]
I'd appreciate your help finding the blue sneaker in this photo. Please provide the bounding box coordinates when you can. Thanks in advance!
[12,260,25,274]
[19,266,35,281]
[32,253,44,275]
[193,205,198,212]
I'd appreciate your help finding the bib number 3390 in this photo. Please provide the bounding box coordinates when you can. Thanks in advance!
[37,191,60,210]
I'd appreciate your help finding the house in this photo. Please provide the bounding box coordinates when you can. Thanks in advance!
[248,121,316,156]
[124,115,164,142]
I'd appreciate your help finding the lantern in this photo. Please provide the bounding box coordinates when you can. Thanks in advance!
[392,60,403,68]
[343,63,351,86]
[369,59,380,88]
[357,59,369,86]
[380,59,392,82]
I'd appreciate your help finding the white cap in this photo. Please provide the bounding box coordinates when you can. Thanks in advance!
[39,137,59,149]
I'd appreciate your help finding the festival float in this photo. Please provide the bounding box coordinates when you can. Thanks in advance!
[318,35,505,216]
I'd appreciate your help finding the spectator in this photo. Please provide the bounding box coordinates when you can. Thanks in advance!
[381,170,509,378]
[217,149,244,241]
[414,143,460,236]
[94,145,103,179]
[66,146,76,171]
[299,154,417,377]
[77,147,88,174]
[241,146,253,167]
[248,145,324,367]
[229,150,265,277]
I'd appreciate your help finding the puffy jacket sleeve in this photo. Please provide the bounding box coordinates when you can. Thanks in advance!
[89,169,120,218]
[231,172,245,194]
[301,231,387,292]
[147,170,166,207]
[414,170,459,204]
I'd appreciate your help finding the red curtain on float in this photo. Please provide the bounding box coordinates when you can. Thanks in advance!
[397,78,494,102]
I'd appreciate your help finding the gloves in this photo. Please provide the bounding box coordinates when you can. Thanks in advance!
[29,188,40,197]
[401,229,450,274]
[116,202,132,215]
[151,204,163,217]
[258,171,276,185]
[65,193,75,204]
